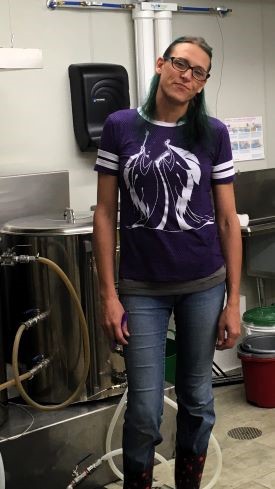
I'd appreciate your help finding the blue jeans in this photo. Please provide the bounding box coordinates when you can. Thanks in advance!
[120,282,225,474]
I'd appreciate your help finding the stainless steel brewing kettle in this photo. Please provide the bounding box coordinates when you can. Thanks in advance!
[0,209,124,404]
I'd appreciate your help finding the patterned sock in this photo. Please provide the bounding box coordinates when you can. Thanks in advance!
[123,465,153,489]
[175,450,207,489]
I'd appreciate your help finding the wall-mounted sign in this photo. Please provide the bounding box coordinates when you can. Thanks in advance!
[224,116,264,162]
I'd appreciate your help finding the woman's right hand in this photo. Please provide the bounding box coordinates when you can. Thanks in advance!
[100,296,130,346]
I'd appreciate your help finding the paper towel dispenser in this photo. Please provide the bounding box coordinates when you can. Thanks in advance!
[68,63,130,152]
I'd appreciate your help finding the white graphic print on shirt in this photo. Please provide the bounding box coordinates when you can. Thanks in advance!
[123,131,214,231]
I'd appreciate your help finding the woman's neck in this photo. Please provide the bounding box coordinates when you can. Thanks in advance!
[154,98,189,123]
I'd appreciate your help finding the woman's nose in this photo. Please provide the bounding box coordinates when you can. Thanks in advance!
[180,68,193,80]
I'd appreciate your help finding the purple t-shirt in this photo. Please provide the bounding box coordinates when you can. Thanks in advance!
[94,108,235,282]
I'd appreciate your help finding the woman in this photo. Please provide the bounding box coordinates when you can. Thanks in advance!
[93,36,242,489]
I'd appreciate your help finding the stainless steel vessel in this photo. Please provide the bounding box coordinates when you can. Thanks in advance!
[0,211,125,404]
[0,298,8,425]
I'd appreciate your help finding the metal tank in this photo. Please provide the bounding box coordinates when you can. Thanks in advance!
[0,304,8,426]
[0,240,8,425]
[0,210,125,404]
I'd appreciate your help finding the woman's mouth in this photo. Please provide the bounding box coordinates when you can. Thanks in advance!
[173,83,189,92]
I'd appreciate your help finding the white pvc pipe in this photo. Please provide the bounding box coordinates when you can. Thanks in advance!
[154,10,173,58]
[132,8,156,106]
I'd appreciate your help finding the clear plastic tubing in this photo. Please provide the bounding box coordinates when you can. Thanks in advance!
[105,389,223,489]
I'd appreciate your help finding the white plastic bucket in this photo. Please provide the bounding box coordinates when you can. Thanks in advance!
[242,306,275,336]
[242,322,275,336]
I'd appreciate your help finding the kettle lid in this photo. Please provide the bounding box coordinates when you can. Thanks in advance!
[1,209,93,236]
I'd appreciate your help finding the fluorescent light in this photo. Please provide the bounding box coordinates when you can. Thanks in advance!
[0,48,43,69]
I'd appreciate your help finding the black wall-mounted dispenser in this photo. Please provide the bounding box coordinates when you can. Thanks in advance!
[68,63,130,152]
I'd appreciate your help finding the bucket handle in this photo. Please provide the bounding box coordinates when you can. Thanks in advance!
[243,345,275,355]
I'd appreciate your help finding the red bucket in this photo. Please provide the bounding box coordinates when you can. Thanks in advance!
[238,335,275,408]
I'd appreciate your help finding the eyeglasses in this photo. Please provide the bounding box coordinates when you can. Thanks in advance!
[164,57,210,81]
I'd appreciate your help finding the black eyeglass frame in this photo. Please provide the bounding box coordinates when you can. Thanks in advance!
[164,56,210,81]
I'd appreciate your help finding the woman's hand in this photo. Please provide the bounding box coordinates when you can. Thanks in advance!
[216,303,241,350]
[100,296,130,346]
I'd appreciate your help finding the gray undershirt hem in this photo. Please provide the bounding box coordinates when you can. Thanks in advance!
[118,265,226,296]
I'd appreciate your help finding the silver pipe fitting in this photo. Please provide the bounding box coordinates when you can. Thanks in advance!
[29,358,51,378]
[0,250,38,266]
[23,310,50,330]
[66,458,102,489]
[64,207,76,223]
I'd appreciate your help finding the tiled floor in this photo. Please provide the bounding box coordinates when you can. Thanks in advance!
[105,382,275,488]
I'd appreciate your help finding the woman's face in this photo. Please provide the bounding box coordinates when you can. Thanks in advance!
[156,42,211,107]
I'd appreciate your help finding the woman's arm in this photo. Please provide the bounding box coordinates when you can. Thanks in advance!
[93,173,129,345]
[212,182,242,350]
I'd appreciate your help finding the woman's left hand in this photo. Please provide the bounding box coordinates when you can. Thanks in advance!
[216,303,241,350]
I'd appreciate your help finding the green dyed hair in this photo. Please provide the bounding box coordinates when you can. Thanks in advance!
[142,36,213,149]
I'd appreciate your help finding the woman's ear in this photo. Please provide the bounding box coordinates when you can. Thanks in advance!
[197,81,207,94]
[156,57,165,75]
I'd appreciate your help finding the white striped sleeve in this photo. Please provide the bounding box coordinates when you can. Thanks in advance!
[211,159,235,180]
[95,149,119,173]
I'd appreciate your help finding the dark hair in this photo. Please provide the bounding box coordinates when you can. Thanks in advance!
[142,36,213,150]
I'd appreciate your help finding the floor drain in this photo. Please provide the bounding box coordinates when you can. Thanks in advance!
[227,426,262,440]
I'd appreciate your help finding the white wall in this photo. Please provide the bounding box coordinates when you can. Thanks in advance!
[0,0,275,212]
[262,0,275,171]
[0,0,136,210]
[173,0,271,173]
